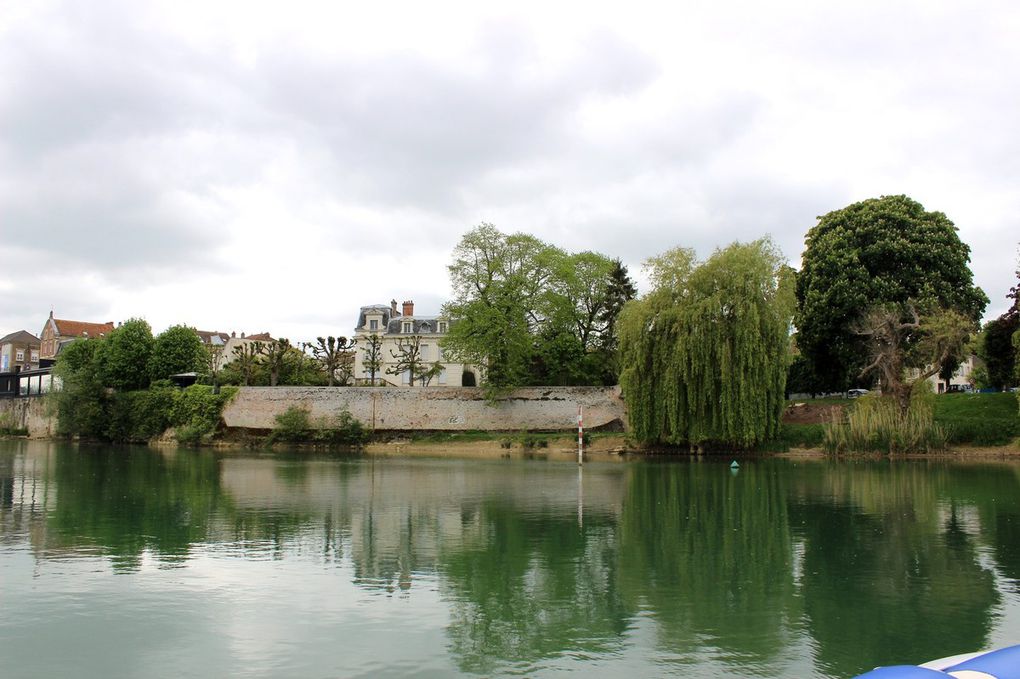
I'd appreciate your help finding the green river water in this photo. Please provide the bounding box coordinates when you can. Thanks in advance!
[1,440,1019,678]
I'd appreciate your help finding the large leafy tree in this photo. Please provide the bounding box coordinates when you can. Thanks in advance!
[442,224,562,394]
[98,318,154,391]
[980,253,1020,390]
[979,315,1019,390]
[149,325,206,381]
[52,337,107,438]
[796,195,987,390]
[537,252,636,386]
[442,224,635,393]
[618,239,795,449]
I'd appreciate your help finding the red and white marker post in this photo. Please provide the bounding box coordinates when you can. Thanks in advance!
[577,405,584,465]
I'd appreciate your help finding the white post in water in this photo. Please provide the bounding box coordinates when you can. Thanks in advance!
[577,405,584,465]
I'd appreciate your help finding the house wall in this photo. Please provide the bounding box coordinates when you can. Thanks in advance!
[353,334,468,386]
[924,355,979,393]
[1,341,41,372]
[39,319,59,359]
[222,386,626,432]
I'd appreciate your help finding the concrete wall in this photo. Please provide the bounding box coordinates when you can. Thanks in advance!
[0,397,54,438]
[222,386,626,432]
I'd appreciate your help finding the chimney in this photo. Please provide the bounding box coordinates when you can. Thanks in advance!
[390,299,399,316]
[231,331,236,338]
[402,300,414,317]
[241,332,246,339]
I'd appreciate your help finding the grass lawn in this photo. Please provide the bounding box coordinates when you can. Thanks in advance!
[933,392,1020,445]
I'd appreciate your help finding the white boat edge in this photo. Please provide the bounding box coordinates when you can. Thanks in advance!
[918,651,987,670]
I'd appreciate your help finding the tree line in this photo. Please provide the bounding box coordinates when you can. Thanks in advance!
[441,195,1018,447]
[51,193,1019,447]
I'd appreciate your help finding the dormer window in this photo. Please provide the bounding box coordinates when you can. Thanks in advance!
[438,321,448,333]
[402,322,413,333]
[369,319,378,331]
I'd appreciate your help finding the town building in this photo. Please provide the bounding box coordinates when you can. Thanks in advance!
[926,354,980,393]
[38,312,115,359]
[195,330,274,369]
[0,331,41,373]
[351,300,477,386]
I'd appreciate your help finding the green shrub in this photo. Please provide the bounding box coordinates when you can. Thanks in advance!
[272,405,313,442]
[175,421,214,446]
[312,410,369,445]
[269,407,369,445]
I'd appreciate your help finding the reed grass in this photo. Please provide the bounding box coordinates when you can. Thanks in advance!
[823,387,947,454]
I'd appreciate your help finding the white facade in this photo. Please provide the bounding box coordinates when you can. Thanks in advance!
[925,354,979,393]
[351,300,477,387]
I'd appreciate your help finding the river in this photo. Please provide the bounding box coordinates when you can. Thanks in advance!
[2,440,1019,678]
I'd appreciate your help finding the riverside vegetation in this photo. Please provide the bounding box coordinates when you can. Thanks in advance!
[37,194,1020,453]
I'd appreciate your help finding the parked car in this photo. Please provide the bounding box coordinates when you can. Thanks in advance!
[847,388,869,398]
[946,384,974,394]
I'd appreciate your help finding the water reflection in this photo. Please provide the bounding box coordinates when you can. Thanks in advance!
[789,463,1004,677]
[1,441,1019,678]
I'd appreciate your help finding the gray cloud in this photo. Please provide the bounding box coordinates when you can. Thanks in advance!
[1,0,1017,340]
[254,27,659,211]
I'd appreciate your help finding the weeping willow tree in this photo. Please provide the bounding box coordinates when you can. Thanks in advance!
[618,239,795,449]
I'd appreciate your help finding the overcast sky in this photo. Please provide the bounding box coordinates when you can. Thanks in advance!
[2,0,1018,343]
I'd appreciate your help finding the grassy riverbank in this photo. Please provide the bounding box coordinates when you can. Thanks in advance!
[779,392,1020,453]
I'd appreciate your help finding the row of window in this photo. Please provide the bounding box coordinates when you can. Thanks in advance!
[366,319,448,334]
[13,350,39,362]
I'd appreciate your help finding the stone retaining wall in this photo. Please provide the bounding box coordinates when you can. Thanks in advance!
[222,386,626,432]
[0,397,54,438]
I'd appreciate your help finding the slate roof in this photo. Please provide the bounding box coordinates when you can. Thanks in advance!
[387,316,444,335]
[0,330,40,345]
[195,330,231,346]
[357,304,395,332]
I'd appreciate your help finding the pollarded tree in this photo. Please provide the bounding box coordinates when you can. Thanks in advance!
[618,239,795,449]
[202,344,225,393]
[796,195,988,391]
[310,336,357,386]
[149,325,206,382]
[386,335,429,386]
[259,338,292,387]
[231,341,263,386]
[361,334,383,385]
